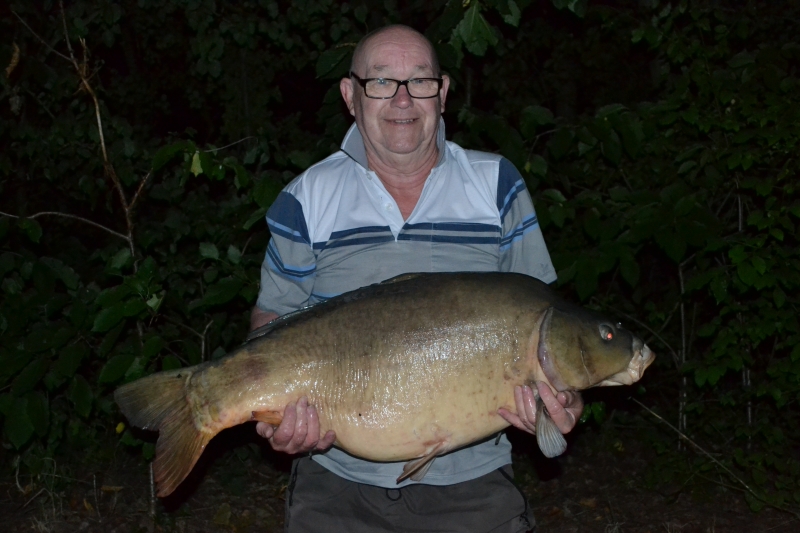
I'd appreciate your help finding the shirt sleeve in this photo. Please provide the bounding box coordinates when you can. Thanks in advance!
[255,191,317,315]
[496,158,557,283]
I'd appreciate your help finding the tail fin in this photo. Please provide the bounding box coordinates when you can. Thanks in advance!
[114,368,213,497]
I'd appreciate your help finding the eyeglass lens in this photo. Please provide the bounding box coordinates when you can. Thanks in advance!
[364,78,440,98]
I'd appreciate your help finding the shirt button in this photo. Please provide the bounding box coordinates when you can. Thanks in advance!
[384,204,392,211]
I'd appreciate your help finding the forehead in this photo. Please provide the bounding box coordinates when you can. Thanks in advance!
[360,30,435,74]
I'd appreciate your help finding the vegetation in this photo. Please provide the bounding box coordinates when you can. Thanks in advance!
[2,0,798,520]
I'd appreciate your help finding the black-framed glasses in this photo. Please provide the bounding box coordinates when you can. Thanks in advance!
[350,72,443,99]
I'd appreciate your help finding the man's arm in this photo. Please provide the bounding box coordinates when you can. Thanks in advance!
[498,383,584,435]
[250,306,278,330]
[495,157,583,434]
[249,306,337,453]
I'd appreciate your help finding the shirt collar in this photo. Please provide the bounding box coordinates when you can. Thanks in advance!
[340,117,447,170]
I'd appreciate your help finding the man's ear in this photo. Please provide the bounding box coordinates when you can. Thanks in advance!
[439,74,450,113]
[340,77,356,117]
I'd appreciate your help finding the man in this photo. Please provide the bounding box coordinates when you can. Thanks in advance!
[250,25,583,532]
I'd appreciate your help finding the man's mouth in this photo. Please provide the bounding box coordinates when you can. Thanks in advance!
[386,119,417,125]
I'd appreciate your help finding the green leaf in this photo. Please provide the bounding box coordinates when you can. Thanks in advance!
[590,401,607,424]
[774,288,786,308]
[596,103,626,118]
[520,105,554,138]
[677,161,697,174]
[548,128,574,159]
[316,47,351,79]
[162,355,182,371]
[227,245,242,264]
[710,276,728,303]
[40,257,79,289]
[198,277,244,308]
[455,3,499,56]
[122,298,147,317]
[501,0,521,26]
[141,336,165,361]
[619,253,640,287]
[190,151,203,176]
[4,397,34,449]
[18,218,43,243]
[199,242,220,260]
[527,155,547,177]
[233,164,250,189]
[97,284,133,308]
[253,177,282,208]
[152,141,192,172]
[92,302,126,332]
[142,442,155,460]
[600,132,622,165]
[26,391,49,437]
[737,262,758,286]
[69,376,93,418]
[655,230,686,262]
[52,344,88,378]
[542,189,567,203]
[244,207,268,230]
[12,358,48,397]
[99,353,135,384]
[110,248,132,270]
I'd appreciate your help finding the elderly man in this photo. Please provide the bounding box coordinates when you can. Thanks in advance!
[250,24,583,532]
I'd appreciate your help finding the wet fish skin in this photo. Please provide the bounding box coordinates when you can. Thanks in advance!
[115,272,654,497]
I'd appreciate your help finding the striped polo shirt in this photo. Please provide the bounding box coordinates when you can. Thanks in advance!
[256,120,556,488]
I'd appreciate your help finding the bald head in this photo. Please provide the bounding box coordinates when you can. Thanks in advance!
[350,25,440,77]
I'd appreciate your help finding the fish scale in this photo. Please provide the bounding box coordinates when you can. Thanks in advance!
[115,271,654,497]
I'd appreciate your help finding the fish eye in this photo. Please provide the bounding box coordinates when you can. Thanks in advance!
[599,324,614,341]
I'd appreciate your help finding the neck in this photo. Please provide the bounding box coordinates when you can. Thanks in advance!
[367,147,438,220]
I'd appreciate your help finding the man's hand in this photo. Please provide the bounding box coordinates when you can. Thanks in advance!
[497,382,583,435]
[251,307,278,331]
[256,396,336,454]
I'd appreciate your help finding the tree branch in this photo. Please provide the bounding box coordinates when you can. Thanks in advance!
[0,210,130,242]
[11,10,71,62]
[632,399,800,520]
[615,309,681,369]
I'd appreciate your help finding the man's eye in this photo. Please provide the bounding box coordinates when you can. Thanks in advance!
[409,79,424,85]
[374,78,390,86]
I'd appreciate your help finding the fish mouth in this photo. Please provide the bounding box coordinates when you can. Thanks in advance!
[598,342,655,386]
[537,308,569,391]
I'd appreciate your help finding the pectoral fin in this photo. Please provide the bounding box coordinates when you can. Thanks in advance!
[397,442,445,483]
[252,410,283,425]
[535,397,568,458]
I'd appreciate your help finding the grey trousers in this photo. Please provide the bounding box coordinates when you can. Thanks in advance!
[284,457,535,533]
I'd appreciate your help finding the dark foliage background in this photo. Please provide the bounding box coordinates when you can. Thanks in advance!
[1,0,798,517]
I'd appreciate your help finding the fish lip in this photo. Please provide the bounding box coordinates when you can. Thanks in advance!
[537,307,569,391]
[597,341,655,386]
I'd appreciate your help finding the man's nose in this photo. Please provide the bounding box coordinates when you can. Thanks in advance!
[391,84,413,107]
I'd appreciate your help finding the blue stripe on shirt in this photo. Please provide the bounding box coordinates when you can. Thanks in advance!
[266,241,316,280]
[313,234,395,250]
[402,222,501,233]
[266,192,310,244]
[500,214,540,251]
[496,158,526,224]
[398,234,501,244]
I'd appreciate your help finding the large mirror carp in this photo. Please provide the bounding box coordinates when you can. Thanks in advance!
[115,272,654,497]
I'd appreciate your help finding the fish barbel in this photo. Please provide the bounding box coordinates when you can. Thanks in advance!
[115,272,654,496]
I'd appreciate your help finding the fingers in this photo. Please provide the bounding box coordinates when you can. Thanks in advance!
[536,382,582,434]
[258,397,328,454]
[316,430,337,451]
[497,385,538,435]
[255,421,274,439]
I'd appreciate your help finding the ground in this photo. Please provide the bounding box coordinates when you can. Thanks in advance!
[2,423,797,533]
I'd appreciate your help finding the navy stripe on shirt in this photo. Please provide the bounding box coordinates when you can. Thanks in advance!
[266,192,310,244]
